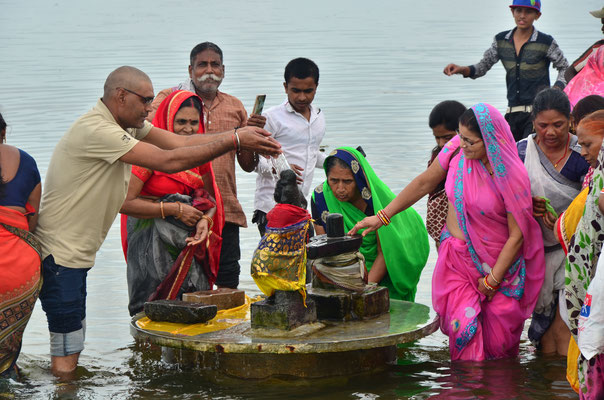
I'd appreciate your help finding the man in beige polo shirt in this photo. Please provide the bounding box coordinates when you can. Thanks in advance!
[35,66,279,379]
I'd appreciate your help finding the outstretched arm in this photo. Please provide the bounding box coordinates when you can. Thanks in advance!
[444,38,499,79]
[349,160,446,236]
[443,64,471,77]
[121,126,280,174]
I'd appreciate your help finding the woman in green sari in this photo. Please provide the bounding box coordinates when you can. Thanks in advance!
[311,147,429,301]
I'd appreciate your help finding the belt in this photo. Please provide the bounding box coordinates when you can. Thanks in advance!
[506,105,532,114]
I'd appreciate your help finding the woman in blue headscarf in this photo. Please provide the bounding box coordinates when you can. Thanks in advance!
[311,147,429,301]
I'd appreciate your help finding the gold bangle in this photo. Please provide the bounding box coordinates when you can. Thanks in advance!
[483,276,497,291]
[489,270,501,285]
[160,201,165,219]
[175,202,183,220]
[202,215,214,230]
[377,209,391,226]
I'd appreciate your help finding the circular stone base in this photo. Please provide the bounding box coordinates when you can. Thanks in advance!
[130,299,439,379]
[161,345,397,379]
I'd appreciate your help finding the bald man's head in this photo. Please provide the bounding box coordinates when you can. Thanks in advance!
[102,66,154,130]
[103,66,152,98]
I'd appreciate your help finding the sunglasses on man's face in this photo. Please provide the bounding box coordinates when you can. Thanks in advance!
[120,87,154,105]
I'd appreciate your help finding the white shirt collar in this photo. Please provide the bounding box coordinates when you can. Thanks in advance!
[283,100,321,120]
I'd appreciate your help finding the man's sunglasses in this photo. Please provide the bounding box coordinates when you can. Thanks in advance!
[120,87,154,105]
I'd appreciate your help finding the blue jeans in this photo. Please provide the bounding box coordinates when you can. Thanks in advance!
[39,255,90,356]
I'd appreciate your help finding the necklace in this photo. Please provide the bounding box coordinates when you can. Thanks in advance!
[536,134,570,168]
[553,134,570,168]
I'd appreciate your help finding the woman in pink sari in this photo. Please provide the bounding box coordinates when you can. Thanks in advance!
[351,103,545,360]
[565,46,604,108]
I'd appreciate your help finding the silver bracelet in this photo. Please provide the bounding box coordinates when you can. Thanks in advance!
[234,128,241,152]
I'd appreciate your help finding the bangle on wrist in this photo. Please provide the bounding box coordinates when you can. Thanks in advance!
[160,201,165,219]
[174,202,183,220]
[232,133,238,151]
[489,270,501,285]
[202,215,214,230]
[376,209,391,226]
[483,276,497,291]
[234,127,241,153]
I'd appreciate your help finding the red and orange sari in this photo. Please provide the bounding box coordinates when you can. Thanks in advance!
[120,90,225,316]
[0,205,41,376]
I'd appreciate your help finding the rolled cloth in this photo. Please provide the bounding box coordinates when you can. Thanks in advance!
[311,252,368,292]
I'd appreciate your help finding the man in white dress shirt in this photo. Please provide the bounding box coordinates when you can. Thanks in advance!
[253,58,326,236]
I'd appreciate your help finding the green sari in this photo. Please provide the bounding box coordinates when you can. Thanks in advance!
[312,147,430,301]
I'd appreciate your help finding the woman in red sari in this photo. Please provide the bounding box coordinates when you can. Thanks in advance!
[0,112,42,378]
[120,90,224,316]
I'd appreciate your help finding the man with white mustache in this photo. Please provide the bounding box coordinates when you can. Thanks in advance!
[196,73,223,92]
[149,42,265,290]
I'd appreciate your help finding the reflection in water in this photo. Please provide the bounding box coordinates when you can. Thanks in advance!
[4,339,577,399]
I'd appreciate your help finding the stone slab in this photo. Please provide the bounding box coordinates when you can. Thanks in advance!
[182,288,245,310]
[351,286,390,319]
[308,287,351,320]
[306,234,363,259]
[250,290,317,330]
[307,285,389,321]
[144,300,217,324]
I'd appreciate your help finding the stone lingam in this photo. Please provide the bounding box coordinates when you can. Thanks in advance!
[249,213,389,331]
[306,213,390,321]
[130,211,438,379]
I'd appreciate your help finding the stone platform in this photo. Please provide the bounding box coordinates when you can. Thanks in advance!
[131,299,439,379]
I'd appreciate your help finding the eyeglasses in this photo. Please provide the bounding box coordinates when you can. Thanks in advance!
[456,130,483,146]
[120,87,154,105]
